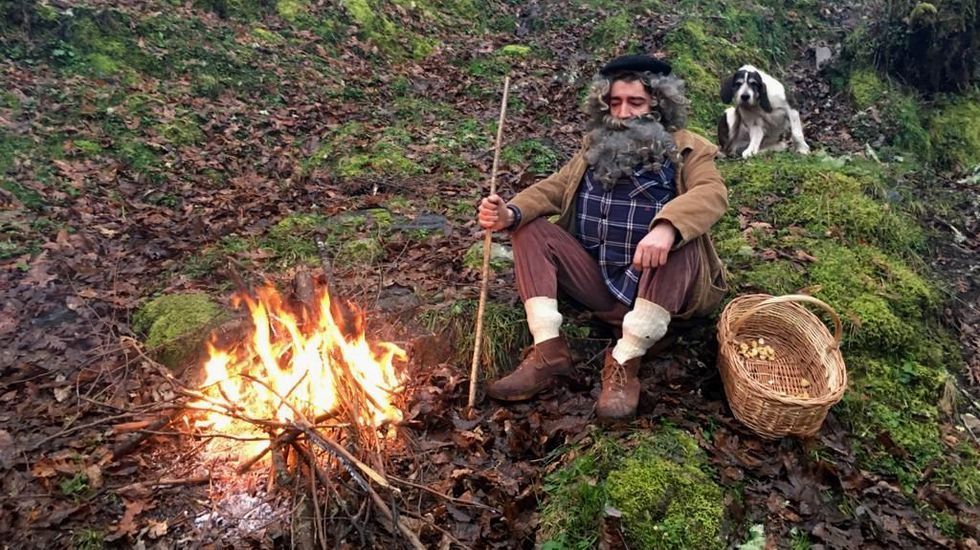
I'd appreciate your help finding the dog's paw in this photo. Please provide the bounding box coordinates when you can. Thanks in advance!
[741,149,756,159]
[796,144,811,155]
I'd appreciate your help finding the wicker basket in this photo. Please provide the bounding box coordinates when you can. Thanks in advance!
[717,294,847,439]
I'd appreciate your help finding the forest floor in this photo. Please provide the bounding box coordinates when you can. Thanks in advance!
[1,0,978,548]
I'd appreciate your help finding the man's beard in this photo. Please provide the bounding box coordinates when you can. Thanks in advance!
[584,114,676,190]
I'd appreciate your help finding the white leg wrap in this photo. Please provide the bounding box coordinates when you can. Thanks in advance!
[525,296,563,345]
[611,299,670,364]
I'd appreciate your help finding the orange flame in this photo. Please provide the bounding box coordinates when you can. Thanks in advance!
[192,283,405,458]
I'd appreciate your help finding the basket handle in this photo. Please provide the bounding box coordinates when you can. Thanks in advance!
[729,294,843,348]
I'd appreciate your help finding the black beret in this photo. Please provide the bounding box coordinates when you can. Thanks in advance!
[600,54,672,77]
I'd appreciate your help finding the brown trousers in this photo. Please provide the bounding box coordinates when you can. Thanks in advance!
[511,218,700,327]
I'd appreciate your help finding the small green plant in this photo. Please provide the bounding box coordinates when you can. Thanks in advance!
[419,299,530,377]
[789,527,811,550]
[59,473,90,500]
[72,528,105,550]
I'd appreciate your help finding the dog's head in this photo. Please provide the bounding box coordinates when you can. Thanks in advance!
[720,65,771,112]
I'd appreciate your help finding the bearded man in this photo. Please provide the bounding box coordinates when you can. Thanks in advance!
[477,54,729,420]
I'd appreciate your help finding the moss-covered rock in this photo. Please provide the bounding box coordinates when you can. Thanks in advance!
[928,96,980,172]
[539,428,725,549]
[607,430,724,549]
[133,293,225,368]
[840,354,947,487]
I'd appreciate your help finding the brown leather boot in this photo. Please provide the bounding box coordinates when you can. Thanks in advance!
[596,350,641,420]
[486,337,573,401]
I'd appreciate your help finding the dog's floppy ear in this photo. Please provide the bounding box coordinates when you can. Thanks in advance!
[720,72,736,104]
[758,78,772,112]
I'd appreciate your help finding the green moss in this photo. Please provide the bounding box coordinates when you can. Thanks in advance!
[807,242,940,350]
[499,44,531,57]
[193,0,271,19]
[338,236,384,266]
[848,68,932,160]
[306,123,422,179]
[839,354,947,488]
[540,428,725,549]
[586,13,635,54]
[539,453,607,549]
[607,431,724,549]
[938,442,980,506]
[741,261,805,295]
[133,293,224,368]
[157,115,204,146]
[665,19,763,133]
[341,0,401,55]
[276,0,307,21]
[500,139,559,176]
[73,139,103,156]
[849,68,887,109]
[467,57,509,78]
[337,146,421,178]
[251,27,285,44]
[720,154,925,254]
[928,96,980,171]
[112,137,160,176]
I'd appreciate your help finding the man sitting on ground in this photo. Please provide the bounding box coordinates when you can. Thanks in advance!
[477,54,729,420]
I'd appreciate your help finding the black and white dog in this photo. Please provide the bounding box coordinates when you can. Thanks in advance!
[717,65,810,158]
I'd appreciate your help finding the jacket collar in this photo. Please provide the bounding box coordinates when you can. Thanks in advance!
[671,129,696,155]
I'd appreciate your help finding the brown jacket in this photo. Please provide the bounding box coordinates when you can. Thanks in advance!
[508,129,729,319]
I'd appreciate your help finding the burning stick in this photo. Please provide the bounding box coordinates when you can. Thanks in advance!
[468,75,511,410]
[292,421,397,494]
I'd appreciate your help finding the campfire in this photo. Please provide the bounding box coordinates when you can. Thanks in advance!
[173,269,425,548]
[191,279,406,458]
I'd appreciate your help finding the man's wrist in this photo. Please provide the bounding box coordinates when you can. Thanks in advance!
[506,205,522,230]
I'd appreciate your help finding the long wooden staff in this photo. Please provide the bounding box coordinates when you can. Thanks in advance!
[468,75,511,409]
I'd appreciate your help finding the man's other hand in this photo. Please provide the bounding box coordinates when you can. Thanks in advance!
[632,221,676,270]
[478,194,514,231]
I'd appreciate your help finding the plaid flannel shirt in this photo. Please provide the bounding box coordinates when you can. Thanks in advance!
[575,160,676,305]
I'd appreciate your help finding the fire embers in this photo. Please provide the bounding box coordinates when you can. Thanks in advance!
[191,282,406,459]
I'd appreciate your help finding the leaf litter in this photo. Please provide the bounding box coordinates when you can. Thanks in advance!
[0,0,977,548]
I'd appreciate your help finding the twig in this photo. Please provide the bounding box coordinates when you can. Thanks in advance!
[399,511,475,550]
[962,413,980,446]
[116,476,213,493]
[364,483,425,550]
[956,382,980,413]
[236,411,340,474]
[111,411,183,459]
[294,422,397,494]
[387,475,498,512]
[468,75,511,409]
[29,410,155,451]
[238,429,304,475]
